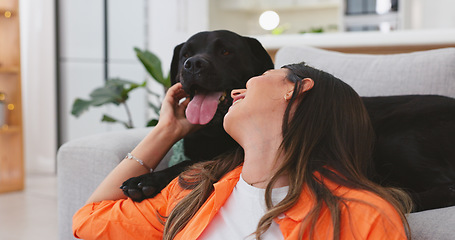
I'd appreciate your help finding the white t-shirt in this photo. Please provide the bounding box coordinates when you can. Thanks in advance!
[198,174,289,240]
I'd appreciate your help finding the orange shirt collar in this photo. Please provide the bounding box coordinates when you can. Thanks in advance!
[176,166,345,239]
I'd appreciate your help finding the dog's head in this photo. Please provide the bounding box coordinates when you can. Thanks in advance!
[170,30,274,126]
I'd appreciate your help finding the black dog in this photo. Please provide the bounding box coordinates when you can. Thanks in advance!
[121,30,274,201]
[122,31,455,212]
[363,95,455,211]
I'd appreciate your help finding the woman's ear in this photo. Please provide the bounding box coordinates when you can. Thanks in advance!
[300,78,314,93]
[284,90,294,101]
[285,78,314,100]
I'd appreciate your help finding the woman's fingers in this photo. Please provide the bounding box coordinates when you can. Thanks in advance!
[156,83,202,138]
[166,83,188,102]
[177,97,190,112]
[159,83,191,124]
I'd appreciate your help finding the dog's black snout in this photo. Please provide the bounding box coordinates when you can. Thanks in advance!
[184,57,208,74]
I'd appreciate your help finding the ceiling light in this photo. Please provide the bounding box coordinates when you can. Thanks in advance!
[259,11,280,30]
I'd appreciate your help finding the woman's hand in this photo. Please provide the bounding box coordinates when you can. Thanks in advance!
[156,83,201,141]
[85,83,199,204]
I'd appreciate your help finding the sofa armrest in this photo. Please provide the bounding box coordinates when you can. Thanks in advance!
[407,206,455,240]
[57,127,171,240]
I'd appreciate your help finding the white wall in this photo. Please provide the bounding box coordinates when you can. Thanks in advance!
[58,0,148,145]
[58,0,106,145]
[147,0,209,73]
[20,0,57,174]
[402,0,455,30]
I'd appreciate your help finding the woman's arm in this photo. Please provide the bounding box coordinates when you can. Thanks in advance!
[86,83,199,204]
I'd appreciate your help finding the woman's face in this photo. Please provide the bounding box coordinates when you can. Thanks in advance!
[223,68,295,137]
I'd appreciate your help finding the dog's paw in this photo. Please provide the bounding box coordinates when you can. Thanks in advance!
[121,172,168,202]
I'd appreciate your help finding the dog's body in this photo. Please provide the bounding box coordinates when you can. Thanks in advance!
[122,30,455,211]
[363,95,455,211]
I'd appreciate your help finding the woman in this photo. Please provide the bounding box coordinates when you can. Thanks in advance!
[73,62,412,240]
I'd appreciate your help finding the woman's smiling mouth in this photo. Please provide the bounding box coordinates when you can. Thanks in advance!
[232,98,243,106]
[232,94,245,106]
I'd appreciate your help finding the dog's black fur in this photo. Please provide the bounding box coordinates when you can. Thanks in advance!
[122,30,455,212]
[363,95,455,211]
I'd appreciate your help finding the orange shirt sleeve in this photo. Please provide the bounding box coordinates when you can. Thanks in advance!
[340,191,408,240]
[72,178,186,240]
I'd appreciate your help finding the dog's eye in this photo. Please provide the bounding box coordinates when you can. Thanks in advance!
[221,49,230,56]
[183,53,189,58]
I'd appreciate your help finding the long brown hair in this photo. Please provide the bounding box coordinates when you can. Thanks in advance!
[163,62,412,240]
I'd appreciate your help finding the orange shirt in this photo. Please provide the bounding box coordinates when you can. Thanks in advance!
[73,166,407,239]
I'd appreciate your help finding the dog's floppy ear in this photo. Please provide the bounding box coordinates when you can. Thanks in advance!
[243,37,275,73]
[170,42,185,85]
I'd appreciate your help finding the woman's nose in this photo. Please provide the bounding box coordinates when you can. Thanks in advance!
[231,89,246,98]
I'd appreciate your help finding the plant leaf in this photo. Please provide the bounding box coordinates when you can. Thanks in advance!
[102,114,132,129]
[71,98,93,117]
[108,78,140,87]
[105,78,147,103]
[134,47,171,88]
[90,86,123,106]
[101,114,118,123]
[163,74,171,90]
[146,119,159,127]
[123,80,147,99]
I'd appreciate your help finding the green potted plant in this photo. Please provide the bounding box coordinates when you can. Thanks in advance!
[71,48,170,128]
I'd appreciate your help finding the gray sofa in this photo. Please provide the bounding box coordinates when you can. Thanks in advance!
[58,46,455,240]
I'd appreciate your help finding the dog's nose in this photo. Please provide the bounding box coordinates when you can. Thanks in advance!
[184,57,208,74]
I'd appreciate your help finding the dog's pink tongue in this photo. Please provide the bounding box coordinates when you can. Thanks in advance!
[186,91,223,125]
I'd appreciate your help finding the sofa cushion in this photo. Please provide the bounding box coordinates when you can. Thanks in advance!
[274,46,455,98]
[407,206,455,240]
